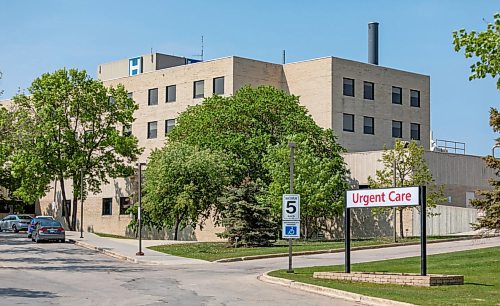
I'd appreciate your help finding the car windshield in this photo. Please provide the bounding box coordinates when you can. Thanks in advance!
[19,216,33,220]
[40,220,62,227]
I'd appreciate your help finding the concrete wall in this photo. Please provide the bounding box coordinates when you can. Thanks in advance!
[411,205,480,236]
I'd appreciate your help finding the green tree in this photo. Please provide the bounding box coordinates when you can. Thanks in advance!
[454,13,500,230]
[11,69,141,230]
[0,106,19,201]
[168,85,331,185]
[217,178,277,246]
[143,142,231,240]
[368,140,445,238]
[264,133,349,238]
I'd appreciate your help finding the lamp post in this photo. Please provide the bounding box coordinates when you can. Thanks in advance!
[136,162,146,256]
[80,168,85,238]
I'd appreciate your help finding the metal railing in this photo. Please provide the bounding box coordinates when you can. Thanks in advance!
[435,139,466,154]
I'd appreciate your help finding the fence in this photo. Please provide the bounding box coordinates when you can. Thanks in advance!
[411,205,480,236]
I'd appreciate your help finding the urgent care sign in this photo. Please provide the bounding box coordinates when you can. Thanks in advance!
[346,187,420,208]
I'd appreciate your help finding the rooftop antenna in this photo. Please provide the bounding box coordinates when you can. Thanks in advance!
[150,47,153,63]
[282,50,286,64]
[193,35,204,61]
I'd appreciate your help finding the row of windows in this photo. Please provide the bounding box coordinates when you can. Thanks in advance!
[343,78,420,107]
[147,119,176,139]
[146,77,225,106]
[342,113,420,140]
[102,197,131,215]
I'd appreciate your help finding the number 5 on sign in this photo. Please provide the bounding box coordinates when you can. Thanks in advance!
[282,194,300,220]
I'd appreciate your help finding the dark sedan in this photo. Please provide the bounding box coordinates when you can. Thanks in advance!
[32,219,65,243]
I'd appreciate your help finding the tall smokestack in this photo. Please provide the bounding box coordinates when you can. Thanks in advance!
[368,22,379,65]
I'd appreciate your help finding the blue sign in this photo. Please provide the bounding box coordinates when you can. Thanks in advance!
[285,226,297,236]
[282,221,300,239]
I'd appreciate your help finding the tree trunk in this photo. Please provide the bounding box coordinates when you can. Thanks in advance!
[59,177,73,230]
[399,208,404,238]
[71,176,78,232]
[174,217,180,241]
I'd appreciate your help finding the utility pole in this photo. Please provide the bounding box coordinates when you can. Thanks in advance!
[80,168,84,238]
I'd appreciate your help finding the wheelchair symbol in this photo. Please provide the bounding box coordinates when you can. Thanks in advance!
[285,226,296,235]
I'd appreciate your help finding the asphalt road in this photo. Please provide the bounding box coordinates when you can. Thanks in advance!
[0,232,356,306]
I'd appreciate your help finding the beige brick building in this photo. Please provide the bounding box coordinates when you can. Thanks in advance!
[27,52,492,239]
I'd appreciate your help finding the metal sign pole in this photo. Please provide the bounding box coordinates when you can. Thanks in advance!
[287,142,295,273]
[136,163,144,256]
[344,194,351,273]
[420,186,427,276]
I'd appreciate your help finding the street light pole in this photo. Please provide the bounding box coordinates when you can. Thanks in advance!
[136,162,146,256]
[80,168,84,239]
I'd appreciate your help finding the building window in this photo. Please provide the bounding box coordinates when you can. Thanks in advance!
[119,197,131,215]
[363,81,374,100]
[148,88,158,106]
[165,119,175,135]
[122,124,132,137]
[166,85,176,103]
[213,77,224,95]
[108,96,116,106]
[147,121,157,139]
[392,120,403,138]
[363,116,374,134]
[127,92,133,99]
[343,78,355,97]
[193,80,204,99]
[102,198,112,216]
[410,90,420,107]
[411,123,420,140]
[392,86,402,104]
[343,113,354,132]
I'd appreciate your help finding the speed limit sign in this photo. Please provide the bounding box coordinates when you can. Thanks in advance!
[282,194,300,220]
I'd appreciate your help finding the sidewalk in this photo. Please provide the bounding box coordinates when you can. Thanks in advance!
[66,231,210,266]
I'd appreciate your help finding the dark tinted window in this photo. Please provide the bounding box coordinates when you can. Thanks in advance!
[165,119,175,135]
[120,197,131,215]
[363,82,374,100]
[40,220,62,227]
[213,77,224,95]
[166,85,176,102]
[193,80,204,98]
[18,215,32,220]
[411,123,421,140]
[148,88,158,105]
[343,78,354,97]
[343,113,354,132]
[392,87,402,104]
[122,124,132,137]
[392,120,403,138]
[102,198,112,215]
[363,116,374,134]
[410,90,420,107]
[147,121,157,139]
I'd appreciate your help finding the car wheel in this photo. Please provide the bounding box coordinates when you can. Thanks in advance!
[12,225,18,233]
[27,233,32,238]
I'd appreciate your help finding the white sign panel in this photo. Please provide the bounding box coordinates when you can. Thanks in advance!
[346,187,420,208]
[282,194,300,220]
[282,220,300,239]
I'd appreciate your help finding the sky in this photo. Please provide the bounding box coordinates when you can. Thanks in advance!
[0,0,498,156]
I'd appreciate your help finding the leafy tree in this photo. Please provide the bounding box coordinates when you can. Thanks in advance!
[264,133,349,238]
[368,140,445,238]
[0,106,19,201]
[168,85,330,185]
[143,142,231,240]
[11,69,141,230]
[454,13,500,230]
[217,178,277,246]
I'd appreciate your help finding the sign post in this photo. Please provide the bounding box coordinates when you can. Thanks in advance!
[344,186,425,275]
[282,194,300,273]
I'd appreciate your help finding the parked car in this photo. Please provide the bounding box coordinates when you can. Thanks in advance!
[0,215,33,232]
[27,216,55,238]
[32,219,65,243]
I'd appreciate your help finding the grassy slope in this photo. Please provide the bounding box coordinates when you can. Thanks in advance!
[269,247,500,306]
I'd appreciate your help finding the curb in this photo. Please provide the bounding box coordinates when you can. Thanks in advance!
[215,235,496,263]
[258,271,415,306]
[68,239,138,263]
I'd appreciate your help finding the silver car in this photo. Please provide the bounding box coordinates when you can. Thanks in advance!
[0,215,33,232]
[32,219,65,243]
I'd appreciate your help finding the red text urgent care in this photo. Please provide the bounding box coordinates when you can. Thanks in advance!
[346,187,420,208]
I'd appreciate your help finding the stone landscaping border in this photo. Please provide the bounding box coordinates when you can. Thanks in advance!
[314,271,464,286]
[258,272,415,306]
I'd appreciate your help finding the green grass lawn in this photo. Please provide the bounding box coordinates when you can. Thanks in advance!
[148,236,467,262]
[269,247,500,306]
[94,232,134,239]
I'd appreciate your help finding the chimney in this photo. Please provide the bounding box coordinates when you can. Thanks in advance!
[368,22,379,65]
